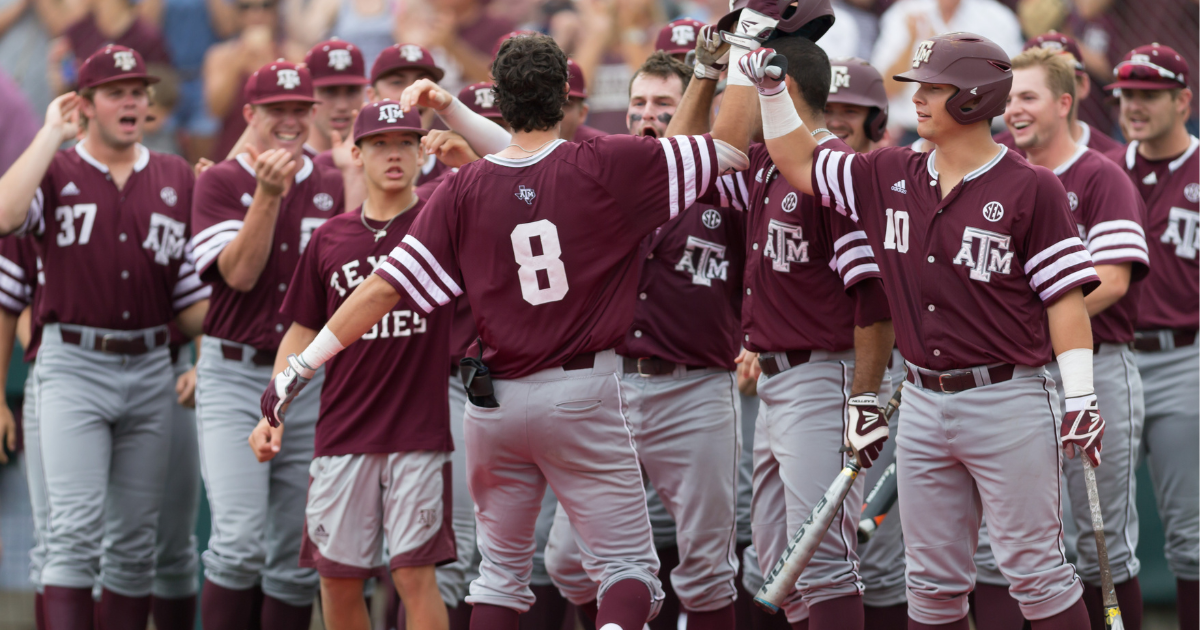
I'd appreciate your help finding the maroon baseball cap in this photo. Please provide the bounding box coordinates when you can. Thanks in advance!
[370,44,444,84]
[1105,43,1190,92]
[655,18,704,56]
[244,60,318,105]
[567,58,586,99]
[77,45,159,89]
[1023,31,1085,74]
[457,82,502,120]
[305,39,369,87]
[491,30,539,59]
[352,99,428,143]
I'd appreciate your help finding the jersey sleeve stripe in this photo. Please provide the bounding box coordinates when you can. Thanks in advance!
[832,230,868,252]
[692,135,712,200]
[190,219,245,247]
[1028,249,1094,288]
[173,284,212,310]
[658,137,681,219]
[192,232,238,274]
[0,291,24,313]
[393,249,451,305]
[835,245,874,273]
[0,254,25,281]
[842,263,880,286]
[814,149,831,207]
[1091,248,1151,264]
[401,235,462,296]
[376,261,434,313]
[842,154,858,220]
[1088,231,1148,252]
[824,151,847,212]
[18,188,44,238]
[676,136,699,211]
[0,272,28,305]
[1023,237,1085,274]
[1038,268,1100,302]
[1088,219,1145,240]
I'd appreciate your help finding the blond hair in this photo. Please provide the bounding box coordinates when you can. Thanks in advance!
[1011,47,1077,118]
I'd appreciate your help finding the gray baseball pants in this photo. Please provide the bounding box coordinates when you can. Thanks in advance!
[752,351,863,624]
[195,336,321,607]
[544,366,741,612]
[152,347,202,599]
[463,350,663,615]
[859,351,907,607]
[1136,338,1199,580]
[898,364,1082,624]
[36,323,174,596]
[23,362,46,590]
[436,376,480,606]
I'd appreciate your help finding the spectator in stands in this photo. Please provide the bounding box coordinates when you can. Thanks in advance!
[202,0,304,159]
[142,63,182,155]
[0,0,53,117]
[39,0,171,96]
[871,0,1022,141]
[393,0,513,91]
[282,0,395,73]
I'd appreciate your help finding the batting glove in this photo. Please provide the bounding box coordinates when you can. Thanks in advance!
[739,47,788,96]
[693,25,730,81]
[260,354,316,428]
[1061,394,1105,467]
[720,8,778,51]
[846,393,889,468]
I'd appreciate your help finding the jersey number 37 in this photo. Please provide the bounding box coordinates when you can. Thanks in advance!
[511,220,569,305]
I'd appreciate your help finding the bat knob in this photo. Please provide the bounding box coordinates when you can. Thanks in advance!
[753,597,781,614]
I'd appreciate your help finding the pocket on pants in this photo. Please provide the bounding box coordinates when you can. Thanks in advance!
[554,400,603,413]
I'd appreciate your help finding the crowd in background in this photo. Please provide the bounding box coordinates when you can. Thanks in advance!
[0,0,1195,173]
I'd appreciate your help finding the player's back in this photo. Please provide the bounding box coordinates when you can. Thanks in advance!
[378,134,719,378]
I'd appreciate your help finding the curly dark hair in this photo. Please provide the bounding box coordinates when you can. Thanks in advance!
[491,34,569,133]
[629,51,692,96]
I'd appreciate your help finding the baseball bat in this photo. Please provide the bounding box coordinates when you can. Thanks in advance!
[1082,457,1125,629]
[856,385,905,544]
[754,385,904,613]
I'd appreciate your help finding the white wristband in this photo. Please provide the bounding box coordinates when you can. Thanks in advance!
[727,47,753,87]
[299,326,345,370]
[1056,347,1094,398]
[760,89,804,139]
[436,97,513,156]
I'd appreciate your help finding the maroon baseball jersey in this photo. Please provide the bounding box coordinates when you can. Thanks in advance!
[615,203,745,369]
[372,134,721,378]
[573,125,609,142]
[191,154,344,350]
[994,121,1124,159]
[1054,145,1150,344]
[1116,137,1200,330]
[312,148,333,170]
[813,145,1100,370]
[710,139,883,353]
[66,14,171,68]
[19,144,207,330]
[283,204,452,457]
[0,235,42,361]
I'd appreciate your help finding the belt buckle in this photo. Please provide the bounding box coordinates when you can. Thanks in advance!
[937,370,969,393]
[99,333,119,353]
[637,357,652,377]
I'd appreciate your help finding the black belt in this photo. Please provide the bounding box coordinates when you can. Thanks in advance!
[905,364,1016,394]
[220,342,276,367]
[61,328,168,355]
[621,356,705,376]
[1133,329,1197,352]
[759,350,812,376]
[562,352,597,371]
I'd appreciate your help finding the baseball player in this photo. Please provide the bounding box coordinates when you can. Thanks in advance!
[259,33,748,630]
[303,39,369,167]
[971,46,1153,628]
[189,59,343,629]
[0,45,208,628]
[253,100,456,630]
[1106,43,1199,630]
[541,50,746,629]
[673,19,894,628]
[992,32,1124,157]
[740,30,1105,628]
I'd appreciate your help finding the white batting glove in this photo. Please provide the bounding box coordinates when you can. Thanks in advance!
[260,354,316,428]
[694,25,730,81]
[739,47,788,96]
[846,393,889,468]
[1061,394,1105,467]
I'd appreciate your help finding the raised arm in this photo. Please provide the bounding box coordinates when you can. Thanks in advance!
[0,94,80,235]
[738,48,818,195]
[666,25,725,138]
[216,147,296,291]
[400,79,512,156]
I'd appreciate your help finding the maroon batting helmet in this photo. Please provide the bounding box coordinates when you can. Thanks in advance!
[894,32,1012,126]
[828,57,888,142]
[717,0,835,45]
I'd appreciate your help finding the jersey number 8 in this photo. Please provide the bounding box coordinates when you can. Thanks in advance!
[511,220,569,305]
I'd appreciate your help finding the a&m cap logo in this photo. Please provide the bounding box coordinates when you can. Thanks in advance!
[982,201,1004,222]
[378,103,404,123]
[113,50,137,71]
[399,44,423,62]
[1039,41,1065,52]
[515,185,536,205]
[328,48,352,71]
[913,40,935,68]
[671,24,696,46]
[474,88,495,109]
[277,68,301,89]
[830,66,850,93]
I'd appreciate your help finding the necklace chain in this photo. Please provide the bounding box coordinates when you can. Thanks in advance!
[506,137,558,154]
[361,197,418,242]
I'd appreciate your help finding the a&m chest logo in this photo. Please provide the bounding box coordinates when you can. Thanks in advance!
[764,219,809,272]
[671,24,696,46]
[142,213,187,265]
[675,236,728,286]
[113,50,137,71]
[1161,207,1200,259]
[277,68,301,89]
[952,227,1013,282]
[328,49,352,71]
[912,40,935,67]
[515,185,536,205]
[399,44,423,62]
[830,66,850,93]
[378,103,404,123]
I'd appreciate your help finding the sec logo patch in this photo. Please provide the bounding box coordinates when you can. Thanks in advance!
[702,208,721,228]
[313,193,334,211]
[1067,192,1078,211]
[1185,183,1199,203]
[160,187,177,207]
[982,201,1004,222]
[781,192,798,213]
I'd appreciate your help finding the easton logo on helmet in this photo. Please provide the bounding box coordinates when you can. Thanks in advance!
[399,44,423,62]
[830,66,850,92]
[913,41,935,67]
[378,103,404,123]
[328,49,352,71]
[277,68,301,89]
[113,50,137,71]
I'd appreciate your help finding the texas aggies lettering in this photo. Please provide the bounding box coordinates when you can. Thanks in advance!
[282,204,452,457]
[190,154,344,349]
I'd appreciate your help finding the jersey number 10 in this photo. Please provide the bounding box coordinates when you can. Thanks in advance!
[511,220,569,305]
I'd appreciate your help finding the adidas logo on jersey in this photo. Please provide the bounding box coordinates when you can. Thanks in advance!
[61,182,80,196]
[891,180,907,194]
